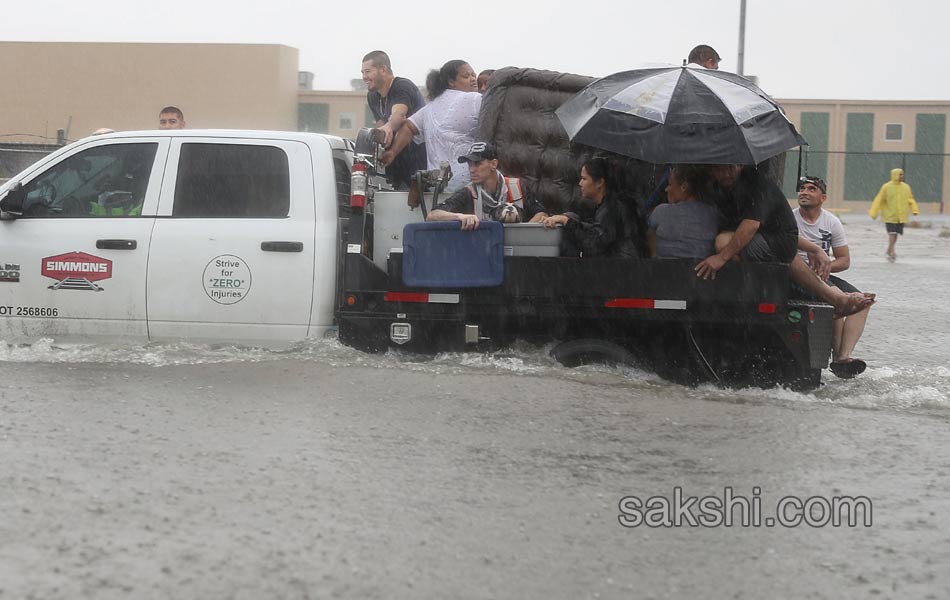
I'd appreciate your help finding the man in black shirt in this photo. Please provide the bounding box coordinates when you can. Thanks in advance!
[361,50,427,189]
[712,164,800,263]
[696,165,874,318]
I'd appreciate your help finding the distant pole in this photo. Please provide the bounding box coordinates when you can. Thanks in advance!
[737,0,747,76]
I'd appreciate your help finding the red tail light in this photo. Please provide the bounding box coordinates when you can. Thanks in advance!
[384,291,429,303]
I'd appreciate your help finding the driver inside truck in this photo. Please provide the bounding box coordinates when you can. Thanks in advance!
[89,147,152,216]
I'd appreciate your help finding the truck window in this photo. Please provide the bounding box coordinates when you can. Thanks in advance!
[173,143,290,218]
[20,143,157,218]
[333,156,351,218]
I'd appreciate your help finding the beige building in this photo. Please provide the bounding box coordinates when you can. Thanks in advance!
[2,41,947,212]
[0,41,299,143]
[777,99,950,213]
[298,90,373,139]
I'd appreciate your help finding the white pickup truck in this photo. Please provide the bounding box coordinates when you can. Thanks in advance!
[0,130,354,345]
[0,125,832,390]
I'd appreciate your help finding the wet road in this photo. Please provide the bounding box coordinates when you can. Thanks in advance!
[2,216,950,599]
[2,358,950,599]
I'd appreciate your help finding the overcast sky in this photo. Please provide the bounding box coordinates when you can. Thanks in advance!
[4,0,948,101]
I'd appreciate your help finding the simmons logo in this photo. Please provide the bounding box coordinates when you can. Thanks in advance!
[41,251,113,291]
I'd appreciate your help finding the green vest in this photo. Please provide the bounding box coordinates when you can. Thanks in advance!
[89,202,141,216]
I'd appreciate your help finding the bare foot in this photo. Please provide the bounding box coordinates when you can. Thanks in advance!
[833,292,875,319]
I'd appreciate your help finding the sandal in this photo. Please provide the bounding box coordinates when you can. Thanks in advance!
[830,358,867,379]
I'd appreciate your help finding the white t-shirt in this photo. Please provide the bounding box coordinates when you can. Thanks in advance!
[408,89,482,192]
[793,207,848,261]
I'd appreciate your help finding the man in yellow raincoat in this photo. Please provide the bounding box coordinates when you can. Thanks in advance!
[869,168,919,260]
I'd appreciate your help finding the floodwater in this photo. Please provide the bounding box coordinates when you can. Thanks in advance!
[2,216,949,599]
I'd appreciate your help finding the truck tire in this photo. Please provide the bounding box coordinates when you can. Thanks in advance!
[550,339,637,368]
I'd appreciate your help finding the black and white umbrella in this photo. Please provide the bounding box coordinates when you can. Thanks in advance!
[555,64,806,165]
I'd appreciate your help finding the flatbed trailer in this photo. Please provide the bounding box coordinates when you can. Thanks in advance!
[336,193,833,391]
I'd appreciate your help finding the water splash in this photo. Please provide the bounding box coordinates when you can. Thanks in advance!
[2,336,946,413]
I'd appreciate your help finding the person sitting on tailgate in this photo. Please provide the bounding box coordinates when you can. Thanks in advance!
[426,142,548,230]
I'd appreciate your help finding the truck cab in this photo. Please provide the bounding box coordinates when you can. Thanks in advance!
[0,130,352,346]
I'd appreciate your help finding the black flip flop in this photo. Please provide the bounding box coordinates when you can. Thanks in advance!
[830,358,867,379]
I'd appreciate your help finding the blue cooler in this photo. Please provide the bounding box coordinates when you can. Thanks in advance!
[402,221,505,287]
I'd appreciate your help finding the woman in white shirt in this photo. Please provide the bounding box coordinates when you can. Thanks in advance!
[380,59,482,192]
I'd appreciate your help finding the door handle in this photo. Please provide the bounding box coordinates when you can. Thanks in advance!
[96,239,137,250]
[261,241,304,253]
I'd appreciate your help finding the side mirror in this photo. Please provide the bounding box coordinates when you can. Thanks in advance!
[0,182,25,220]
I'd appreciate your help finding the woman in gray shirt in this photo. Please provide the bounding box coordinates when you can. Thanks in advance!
[647,165,719,259]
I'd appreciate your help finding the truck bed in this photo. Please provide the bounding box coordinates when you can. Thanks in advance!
[337,242,833,390]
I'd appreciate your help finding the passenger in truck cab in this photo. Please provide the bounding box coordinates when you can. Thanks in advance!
[695,164,875,318]
[540,157,638,258]
[379,59,482,193]
[647,165,718,258]
[427,141,548,229]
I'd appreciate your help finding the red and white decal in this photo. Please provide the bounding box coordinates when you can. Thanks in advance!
[384,291,460,304]
[41,251,113,291]
[605,298,687,310]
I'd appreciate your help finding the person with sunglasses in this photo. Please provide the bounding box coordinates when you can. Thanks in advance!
[794,176,871,378]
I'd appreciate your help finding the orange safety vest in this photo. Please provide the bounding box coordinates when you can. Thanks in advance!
[467,176,525,216]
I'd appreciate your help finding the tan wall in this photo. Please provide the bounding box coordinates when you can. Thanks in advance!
[0,42,299,143]
[298,90,370,138]
[779,99,950,153]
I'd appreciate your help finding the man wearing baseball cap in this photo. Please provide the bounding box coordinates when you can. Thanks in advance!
[794,175,871,378]
[427,141,548,230]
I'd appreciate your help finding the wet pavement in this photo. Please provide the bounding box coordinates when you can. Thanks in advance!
[1,215,950,599]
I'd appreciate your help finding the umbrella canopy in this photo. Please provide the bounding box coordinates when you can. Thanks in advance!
[555,65,806,165]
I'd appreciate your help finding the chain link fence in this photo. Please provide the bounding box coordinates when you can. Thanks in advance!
[0,144,61,185]
[781,150,948,213]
